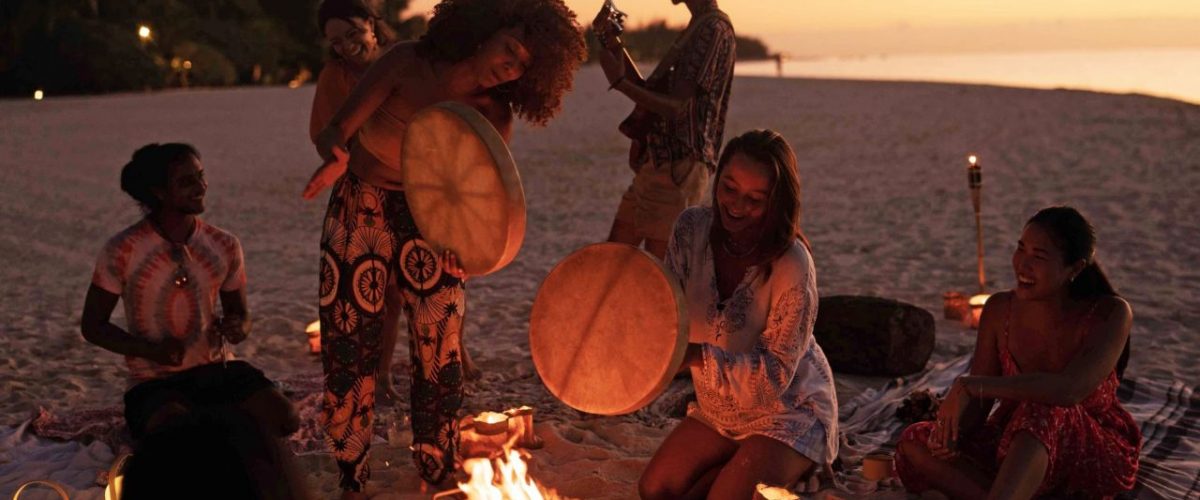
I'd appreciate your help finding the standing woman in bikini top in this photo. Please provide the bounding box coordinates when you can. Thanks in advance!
[301,0,586,494]
[310,0,439,403]
[894,206,1140,499]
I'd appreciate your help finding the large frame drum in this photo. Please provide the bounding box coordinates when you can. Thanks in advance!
[530,243,688,415]
[401,101,525,276]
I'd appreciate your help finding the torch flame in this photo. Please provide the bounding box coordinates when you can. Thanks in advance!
[968,155,978,166]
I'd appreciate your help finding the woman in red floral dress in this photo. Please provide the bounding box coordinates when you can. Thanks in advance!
[895,206,1140,498]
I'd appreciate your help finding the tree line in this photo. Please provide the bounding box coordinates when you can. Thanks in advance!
[0,0,772,97]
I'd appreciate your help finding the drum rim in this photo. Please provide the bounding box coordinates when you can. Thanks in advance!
[400,101,526,276]
[529,242,689,415]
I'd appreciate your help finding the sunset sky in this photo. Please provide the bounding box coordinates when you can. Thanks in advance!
[407,0,1200,56]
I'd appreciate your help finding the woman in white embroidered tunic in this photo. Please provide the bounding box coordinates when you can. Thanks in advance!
[640,130,838,499]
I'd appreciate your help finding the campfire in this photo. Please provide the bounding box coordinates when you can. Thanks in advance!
[455,448,565,500]
[433,408,569,500]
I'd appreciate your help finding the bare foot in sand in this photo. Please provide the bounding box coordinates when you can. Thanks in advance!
[462,344,482,382]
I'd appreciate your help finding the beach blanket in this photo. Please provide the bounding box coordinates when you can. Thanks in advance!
[0,420,110,500]
[5,362,1196,498]
[22,375,333,458]
[833,355,1200,499]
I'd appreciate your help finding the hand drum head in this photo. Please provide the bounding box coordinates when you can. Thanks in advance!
[530,243,688,415]
[401,101,526,276]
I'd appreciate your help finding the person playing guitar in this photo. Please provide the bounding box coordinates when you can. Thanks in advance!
[595,0,736,259]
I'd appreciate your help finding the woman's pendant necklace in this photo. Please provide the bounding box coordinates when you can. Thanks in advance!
[722,236,759,259]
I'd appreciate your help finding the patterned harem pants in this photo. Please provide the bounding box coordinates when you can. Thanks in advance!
[319,173,465,489]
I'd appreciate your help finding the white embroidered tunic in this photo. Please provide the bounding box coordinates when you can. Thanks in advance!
[665,207,838,465]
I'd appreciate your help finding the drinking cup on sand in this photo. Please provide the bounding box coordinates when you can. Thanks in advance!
[862,452,895,481]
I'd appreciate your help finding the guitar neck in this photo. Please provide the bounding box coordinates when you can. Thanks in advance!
[615,45,644,84]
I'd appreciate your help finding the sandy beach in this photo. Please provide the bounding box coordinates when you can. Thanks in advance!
[1,65,1197,498]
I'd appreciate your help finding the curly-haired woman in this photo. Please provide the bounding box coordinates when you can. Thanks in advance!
[301,0,586,493]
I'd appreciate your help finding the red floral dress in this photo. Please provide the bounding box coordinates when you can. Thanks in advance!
[895,301,1141,497]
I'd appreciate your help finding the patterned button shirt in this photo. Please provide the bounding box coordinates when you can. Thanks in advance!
[643,10,736,171]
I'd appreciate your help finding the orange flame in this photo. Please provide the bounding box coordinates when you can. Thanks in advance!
[458,448,566,500]
[477,411,509,424]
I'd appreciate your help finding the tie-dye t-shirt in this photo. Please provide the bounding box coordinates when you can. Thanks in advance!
[91,218,246,383]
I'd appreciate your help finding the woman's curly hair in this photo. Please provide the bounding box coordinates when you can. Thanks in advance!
[415,0,586,125]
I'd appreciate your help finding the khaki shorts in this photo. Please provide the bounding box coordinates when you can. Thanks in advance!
[614,158,710,242]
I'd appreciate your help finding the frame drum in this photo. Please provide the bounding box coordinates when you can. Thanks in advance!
[530,243,688,415]
[401,101,526,276]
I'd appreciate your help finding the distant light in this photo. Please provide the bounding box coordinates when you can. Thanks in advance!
[182,60,192,70]
[968,155,977,166]
[33,89,44,100]
[287,80,302,89]
[137,25,151,40]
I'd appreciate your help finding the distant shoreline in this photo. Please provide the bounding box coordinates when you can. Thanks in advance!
[734,47,1200,106]
[8,71,1198,109]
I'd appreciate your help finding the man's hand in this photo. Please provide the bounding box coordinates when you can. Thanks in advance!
[147,336,186,366]
[597,48,627,88]
[215,314,250,344]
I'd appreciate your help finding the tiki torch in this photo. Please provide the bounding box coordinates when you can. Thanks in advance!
[968,155,985,293]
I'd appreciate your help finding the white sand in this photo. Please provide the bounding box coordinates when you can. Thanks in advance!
[1,65,1197,498]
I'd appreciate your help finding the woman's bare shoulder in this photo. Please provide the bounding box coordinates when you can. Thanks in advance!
[1093,295,1133,323]
[985,290,1015,310]
[378,41,423,71]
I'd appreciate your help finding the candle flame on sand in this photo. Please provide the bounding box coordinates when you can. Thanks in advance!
[305,320,321,354]
[755,483,799,500]
[477,411,508,425]
[967,293,991,328]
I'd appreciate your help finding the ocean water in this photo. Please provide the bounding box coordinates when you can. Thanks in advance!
[736,47,1200,105]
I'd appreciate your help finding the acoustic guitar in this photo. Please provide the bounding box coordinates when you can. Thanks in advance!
[592,0,657,168]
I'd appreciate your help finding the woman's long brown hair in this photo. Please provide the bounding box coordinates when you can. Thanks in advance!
[710,129,810,267]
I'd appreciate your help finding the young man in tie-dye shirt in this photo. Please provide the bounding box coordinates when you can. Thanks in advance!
[81,143,298,441]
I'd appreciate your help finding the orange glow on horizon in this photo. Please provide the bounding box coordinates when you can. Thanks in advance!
[407,0,1200,56]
